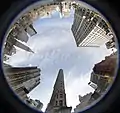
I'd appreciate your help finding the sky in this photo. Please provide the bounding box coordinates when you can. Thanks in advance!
[6,7,113,112]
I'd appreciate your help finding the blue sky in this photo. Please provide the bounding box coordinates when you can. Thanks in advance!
[7,9,112,111]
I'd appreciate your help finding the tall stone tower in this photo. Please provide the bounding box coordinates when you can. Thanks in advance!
[45,69,72,113]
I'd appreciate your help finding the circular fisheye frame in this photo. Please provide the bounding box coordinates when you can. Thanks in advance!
[0,0,120,113]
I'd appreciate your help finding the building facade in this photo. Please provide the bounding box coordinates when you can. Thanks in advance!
[88,52,117,101]
[26,98,43,111]
[53,0,64,2]
[105,36,117,49]
[74,52,117,113]
[3,0,73,60]
[71,5,113,47]
[74,93,92,113]
[3,64,41,101]
[3,11,37,60]
[45,69,72,113]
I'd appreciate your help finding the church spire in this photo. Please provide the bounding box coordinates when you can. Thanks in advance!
[54,69,65,90]
[45,69,68,113]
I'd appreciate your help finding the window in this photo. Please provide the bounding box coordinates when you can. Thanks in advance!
[56,101,58,106]
[56,94,58,99]
[60,94,63,98]
[61,83,62,87]
[23,87,29,94]
[59,100,63,106]
[60,90,62,93]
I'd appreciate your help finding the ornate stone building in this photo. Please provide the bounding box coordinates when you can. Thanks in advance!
[45,69,72,113]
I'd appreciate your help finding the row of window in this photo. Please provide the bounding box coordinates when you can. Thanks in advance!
[10,76,39,87]
[55,100,63,106]
[98,20,109,34]
[7,72,40,82]
[56,93,63,99]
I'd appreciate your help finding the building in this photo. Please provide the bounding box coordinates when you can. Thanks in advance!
[25,24,37,36]
[53,0,64,2]
[32,1,71,19]
[21,1,72,21]
[74,52,118,112]
[93,52,117,78]
[3,64,41,102]
[3,24,34,57]
[60,1,72,18]
[3,11,37,60]
[71,6,113,47]
[26,98,43,111]
[10,12,37,40]
[74,93,92,113]
[88,52,117,101]
[4,35,34,57]
[45,69,72,113]
[29,2,60,20]
[16,13,37,36]
[3,55,10,61]
[11,24,29,43]
[14,39,34,53]
[105,37,117,49]
[3,41,16,56]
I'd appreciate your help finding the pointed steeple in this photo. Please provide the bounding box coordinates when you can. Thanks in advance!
[54,69,65,90]
[14,38,34,53]
[45,69,68,113]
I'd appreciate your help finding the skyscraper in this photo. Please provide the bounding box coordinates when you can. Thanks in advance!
[71,6,112,47]
[25,24,37,36]
[14,38,34,53]
[12,24,29,43]
[3,11,37,59]
[4,34,34,57]
[3,64,41,101]
[45,69,72,113]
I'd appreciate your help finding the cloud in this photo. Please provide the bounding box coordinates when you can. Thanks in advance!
[6,11,113,112]
[65,71,94,110]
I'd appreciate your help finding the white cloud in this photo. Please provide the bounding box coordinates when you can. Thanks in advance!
[64,69,94,111]
[6,10,114,112]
